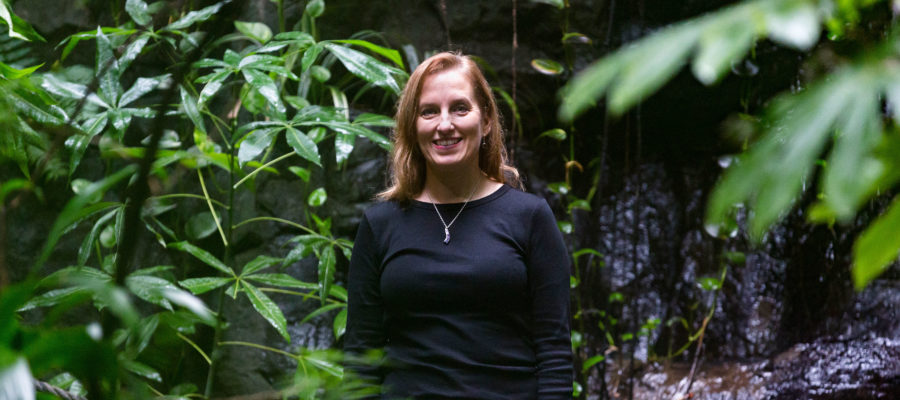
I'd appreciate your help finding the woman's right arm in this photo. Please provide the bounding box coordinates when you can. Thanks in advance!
[343,213,386,393]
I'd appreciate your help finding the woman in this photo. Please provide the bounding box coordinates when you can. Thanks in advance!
[344,52,573,399]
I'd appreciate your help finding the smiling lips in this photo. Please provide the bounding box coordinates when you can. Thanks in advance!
[434,138,462,148]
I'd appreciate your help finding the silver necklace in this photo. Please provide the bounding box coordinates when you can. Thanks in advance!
[425,182,479,245]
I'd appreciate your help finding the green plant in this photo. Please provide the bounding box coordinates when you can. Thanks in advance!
[2,0,403,398]
[559,0,900,290]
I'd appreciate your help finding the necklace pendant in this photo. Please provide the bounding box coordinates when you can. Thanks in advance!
[443,227,450,244]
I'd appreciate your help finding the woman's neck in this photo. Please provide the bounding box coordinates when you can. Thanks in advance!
[420,166,487,204]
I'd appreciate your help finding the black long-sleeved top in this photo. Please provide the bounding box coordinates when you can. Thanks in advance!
[344,185,573,399]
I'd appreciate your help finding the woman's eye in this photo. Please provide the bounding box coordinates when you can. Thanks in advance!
[420,108,437,117]
[453,105,470,113]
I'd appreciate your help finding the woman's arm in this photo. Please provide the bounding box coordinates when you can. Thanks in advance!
[526,201,574,399]
[344,213,386,394]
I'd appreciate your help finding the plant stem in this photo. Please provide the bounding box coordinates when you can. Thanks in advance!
[198,170,229,246]
[277,0,285,33]
[232,152,295,189]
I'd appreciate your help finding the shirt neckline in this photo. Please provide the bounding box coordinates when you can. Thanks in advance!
[410,184,511,210]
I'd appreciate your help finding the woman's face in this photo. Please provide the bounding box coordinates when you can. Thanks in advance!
[415,68,486,174]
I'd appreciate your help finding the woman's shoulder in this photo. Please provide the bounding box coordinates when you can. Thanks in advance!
[360,199,407,226]
[498,185,552,212]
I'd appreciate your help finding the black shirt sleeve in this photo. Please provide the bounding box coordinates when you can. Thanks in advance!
[526,201,574,399]
[343,212,386,391]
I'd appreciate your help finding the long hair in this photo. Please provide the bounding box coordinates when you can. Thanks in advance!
[377,52,521,202]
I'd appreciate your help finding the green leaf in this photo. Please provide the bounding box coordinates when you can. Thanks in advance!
[538,128,566,141]
[35,166,136,269]
[299,303,344,325]
[853,196,900,291]
[122,359,162,382]
[179,277,233,294]
[285,127,321,166]
[95,27,122,106]
[180,86,206,133]
[531,59,564,75]
[353,113,394,128]
[197,69,232,106]
[245,273,316,289]
[119,34,150,73]
[691,14,755,85]
[158,287,216,326]
[241,281,290,342]
[307,187,327,207]
[289,166,311,182]
[164,1,230,31]
[530,0,564,9]
[557,221,573,234]
[334,132,355,165]
[0,357,35,400]
[582,354,605,372]
[41,74,108,108]
[241,68,286,117]
[119,74,170,107]
[234,21,272,43]
[124,314,160,358]
[562,32,592,44]
[323,43,401,94]
[301,43,323,72]
[126,275,179,310]
[698,277,721,291]
[764,0,820,50]
[0,0,44,42]
[0,61,42,79]
[317,246,335,306]
[185,212,217,240]
[331,39,404,68]
[567,199,591,213]
[125,0,152,26]
[310,65,331,82]
[333,308,347,340]
[240,255,281,276]
[238,127,279,164]
[168,241,235,276]
[19,287,90,311]
[305,0,325,18]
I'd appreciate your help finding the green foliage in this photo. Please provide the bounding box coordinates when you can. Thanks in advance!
[559,0,900,289]
[3,0,399,397]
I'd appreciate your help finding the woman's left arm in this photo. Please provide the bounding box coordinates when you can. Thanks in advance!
[526,201,574,399]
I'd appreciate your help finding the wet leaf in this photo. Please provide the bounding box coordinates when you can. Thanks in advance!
[234,21,272,43]
[853,196,900,290]
[0,357,35,400]
[305,0,325,18]
[119,35,150,73]
[241,281,290,342]
[299,303,343,325]
[164,0,230,31]
[331,39,404,68]
[0,0,44,42]
[692,14,755,85]
[289,166,311,182]
[557,221,573,234]
[353,113,394,128]
[185,212,217,240]
[538,128,566,141]
[310,65,331,82]
[317,246,335,306]
[531,58,564,75]
[240,255,281,276]
[582,354,605,372]
[323,43,401,94]
[698,277,721,291]
[197,69,232,106]
[168,241,234,276]
[286,127,321,166]
[126,275,176,310]
[179,277,233,294]
[159,287,216,325]
[237,127,279,164]
[119,74,170,107]
[764,0,820,50]
[562,32,591,44]
[122,359,162,382]
[241,68,285,117]
[530,0,564,9]
[245,273,315,289]
[333,308,347,340]
[301,43,323,72]
[307,187,327,207]
[125,0,152,26]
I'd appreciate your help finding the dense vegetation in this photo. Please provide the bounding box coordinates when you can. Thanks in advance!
[1,0,897,399]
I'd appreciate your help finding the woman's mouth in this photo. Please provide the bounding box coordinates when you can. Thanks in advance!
[434,138,462,148]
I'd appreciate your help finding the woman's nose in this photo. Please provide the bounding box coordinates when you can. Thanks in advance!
[437,112,453,131]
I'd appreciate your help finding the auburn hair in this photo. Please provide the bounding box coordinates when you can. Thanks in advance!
[377,52,521,202]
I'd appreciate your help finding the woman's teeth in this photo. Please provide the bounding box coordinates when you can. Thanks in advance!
[435,138,461,146]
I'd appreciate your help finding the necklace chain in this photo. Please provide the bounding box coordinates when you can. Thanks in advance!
[425,182,479,245]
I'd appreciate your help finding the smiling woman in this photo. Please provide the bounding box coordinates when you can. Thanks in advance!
[344,52,574,399]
